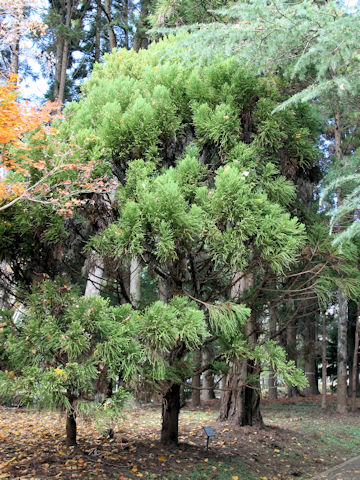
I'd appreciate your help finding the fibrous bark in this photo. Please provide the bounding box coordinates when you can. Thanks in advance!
[219,272,263,426]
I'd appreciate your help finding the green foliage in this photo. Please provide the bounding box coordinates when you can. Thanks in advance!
[0,280,141,413]
[261,341,308,390]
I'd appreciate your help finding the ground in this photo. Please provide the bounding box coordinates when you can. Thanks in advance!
[1,396,360,479]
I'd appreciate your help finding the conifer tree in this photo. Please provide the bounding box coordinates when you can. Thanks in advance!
[0,280,140,446]
[58,45,318,439]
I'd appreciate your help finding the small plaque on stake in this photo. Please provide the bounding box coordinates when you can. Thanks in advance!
[203,426,215,437]
[203,426,215,455]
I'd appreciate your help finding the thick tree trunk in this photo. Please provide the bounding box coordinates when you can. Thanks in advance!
[219,356,262,425]
[191,350,201,407]
[337,289,348,413]
[201,346,216,401]
[321,314,327,410]
[351,305,360,412]
[219,272,262,425]
[303,318,319,395]
[161,384,180,445]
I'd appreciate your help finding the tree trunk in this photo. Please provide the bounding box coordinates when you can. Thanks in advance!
[66,411,77,446]
[286,318,299,397]
[104,0,117,51]
[191,350,201,407]
[66,394,77,446]
[347,300,358,397]
[219,271,262,426]
[123,0,130,50]
[351,305,360,412]
[303,318,319,395]
[201,346,216,401]
[95,3,101,63]
[268,309,278,400]
[58,1,71,105]
[337,289,348,413]
[10,35,20,75]
[132,0,151,52]
[84,251,104,296]
[130,257,141,307]
[161,383,180,445]
[321,313,327,410]
[219,356,262,425]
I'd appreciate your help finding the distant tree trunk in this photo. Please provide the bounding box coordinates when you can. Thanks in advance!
[95,3,101,62]
[321,313,327,410]
[10,36,20,75]
[53,34,64,100]
[337,289,348,413]
[161,383,180,445]
[268,309,278,400]
[219,272,263,426]
[351,305,360,412]
[286,318,299,397]
[201,346,216,401]
[347,300,358,397]
[123,0,130,50]
[104,0,117,51]
[58,0,73,105]
[132,0,151,51]
[191,349,201,407]
[130,257,141,307]
[303,318,319,395]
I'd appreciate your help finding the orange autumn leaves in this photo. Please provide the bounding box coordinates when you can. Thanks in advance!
[0,74,118,216]
[0,73,55,155]
[0,73,57,202]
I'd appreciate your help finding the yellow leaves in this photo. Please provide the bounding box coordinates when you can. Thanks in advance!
[232,476,239,480]
[273,448,280,453]
[157,455,166,462]
[295,133,302,138]
[204,458,208,462]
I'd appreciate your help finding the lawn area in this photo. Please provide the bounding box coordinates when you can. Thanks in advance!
[1,396,360,479]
